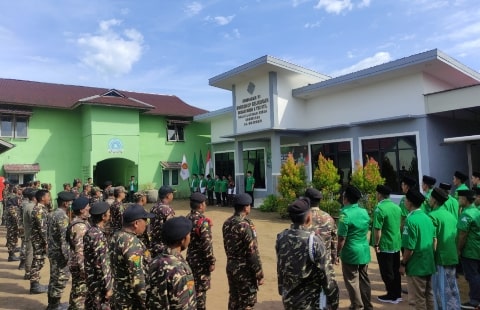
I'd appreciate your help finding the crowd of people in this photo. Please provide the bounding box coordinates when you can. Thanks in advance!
[1,169,480,310]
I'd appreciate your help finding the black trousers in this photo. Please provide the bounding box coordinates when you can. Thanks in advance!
[376,251,402,299]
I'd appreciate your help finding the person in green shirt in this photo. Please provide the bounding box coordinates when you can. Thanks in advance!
[198,174,207,195]
[456,189,480,309]
[206,174,215,206]
[420,175,436,214]
[439,182,459,219]
[399,189,436,310]
[191,174,199,193]
[370,185,402,304]
[337,185,372,310]
[399,176,417,231]
[213,175,221,206]
[245,171,255,208]
[473,187,480,210]
[471,171,480,188]
[428,188,461,309]
[220,175,228,207]
[453,171,469,200]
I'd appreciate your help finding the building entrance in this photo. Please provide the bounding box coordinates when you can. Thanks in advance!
[93,158,137,189]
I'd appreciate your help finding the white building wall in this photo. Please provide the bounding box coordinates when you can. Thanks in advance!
[210,114,233,144]
[303,74,426,128]
[275,73,307,129]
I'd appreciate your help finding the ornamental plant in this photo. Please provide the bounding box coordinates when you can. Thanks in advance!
[312,153,342,216]
[350,156,385,214]
[277,153,307,218]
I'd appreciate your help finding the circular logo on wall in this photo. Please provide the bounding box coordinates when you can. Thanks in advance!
[108,138,124,154]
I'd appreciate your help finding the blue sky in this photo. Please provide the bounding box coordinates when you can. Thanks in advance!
[1,0,479,111]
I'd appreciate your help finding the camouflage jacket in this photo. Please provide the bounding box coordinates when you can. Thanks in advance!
[67,216,90,274]
[109,200,125,234]
[6,194,22,228]
[109,230,151,309]
[186,210,216,267]
[47,208,70,265]
[84,225,113,298]
[147,247,197,310]
[31,203,49,251]
[23,200,36,241]
[222,214,263,275]
[276,226,339,309]
[150,202,175,255]
[309,207,338,263]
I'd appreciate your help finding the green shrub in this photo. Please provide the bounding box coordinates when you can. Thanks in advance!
[276,197,291,219]
[259,194,279,212]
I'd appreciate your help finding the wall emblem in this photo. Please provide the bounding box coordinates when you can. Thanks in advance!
[247,82,255,95]
[108,138,124,154]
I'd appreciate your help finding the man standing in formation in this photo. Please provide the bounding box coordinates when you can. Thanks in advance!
[186,192,216,310]
[110,204,154,309]
[150,185,176,257]
[453,171,469,200]
[67,196,91,309]
[5,186,22,262]
[206,174,215,206]
[400,189,436,310]
[147,216,196,309]
[439,182,459,219]
[337,185,372,310]
[370,184,402,304]
[457,189,480,309]
[109,186,126,238]
[223,193,264,310]
[47,191,76,309]
[22,188,37,280]
[84,201,113,309]
[245,171,255,208]
[276,197,339,309]
[428,187,461,309]
[420,175,436,214]
[128,175,138,203]
[30,189,51,294]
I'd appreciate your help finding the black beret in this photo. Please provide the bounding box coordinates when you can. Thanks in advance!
[457,189,474,199]
[472,187,480,195]
[454,171,468,182]
[234,193,252,206]
[376,184,391,196]
[71,197,90,211]
[422,175,436,186]
[473,171,480,178]
[431,188,448,205]
[439,182,452,191]
[405,189,425,207]
[57,191,76,202]
[288,198,310,215]
[401,176,417,187]
[305,188,322,200]
[90,201,110,215]
[123,204,155,223]
[190,192,207,203]
[344,185,362,201]
[158,186,175,198]
[162,216,192,244]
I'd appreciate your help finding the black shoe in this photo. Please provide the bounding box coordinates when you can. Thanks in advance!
[18,259,25,269]
[377,295,400,304]
[8,254,20,262]
[402,288,408,294]
[30,282,48,294]
[24,273,30,280]
[14,247,21,253]
[461,302,478,309]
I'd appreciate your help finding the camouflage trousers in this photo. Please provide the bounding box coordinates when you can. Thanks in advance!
[30,251,46,283]
[191,266,211,310]
[226,263,257,310]
[48,254,70,298]
[6,223,19,253]
[69,270,87,310]
[23,239,33,277]
[85,290,111,310]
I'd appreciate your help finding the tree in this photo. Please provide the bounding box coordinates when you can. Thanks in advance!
[312,153,342,216]
[350,156,385,214]
[277,153,307,217]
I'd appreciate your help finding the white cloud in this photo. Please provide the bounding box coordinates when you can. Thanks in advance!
[224,28,241,39]
[314,0,371,14]
[185,2,203,16]
[315,0,353,14]
[292,0,311,7]
[330,52,392,77]
[205,15,235,26]
[304,21,322,28]
[77,19,144,77]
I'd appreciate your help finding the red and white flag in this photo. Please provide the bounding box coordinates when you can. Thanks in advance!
[205,150,212,175]
[180,154,190,180]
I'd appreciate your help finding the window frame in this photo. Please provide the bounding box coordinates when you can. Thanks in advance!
[166,123,185,142]
[162,169,180,186]
[0,114,29,138]
[308,138,354,184]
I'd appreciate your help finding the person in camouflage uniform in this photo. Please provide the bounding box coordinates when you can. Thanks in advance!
[6,186,22,261]
[18,187,29,270]
[147,216,197,309]
[305,188,338,278]
[67,196,91,309]
[186,192,216,310]
[22,188,37,280]
[30,189,51,294]
[222,193,264,310]
[109,204,154,309]
[107,186,126,240]
[276,198,339,310]
[89,186,103,204]
[47,191,76,309]
[132,191,151,249]
[150,185,176,257]
[84,201,113,310]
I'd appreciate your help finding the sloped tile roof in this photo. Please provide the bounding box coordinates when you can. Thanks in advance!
[0,78,207,117]
[4,163,40,173]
